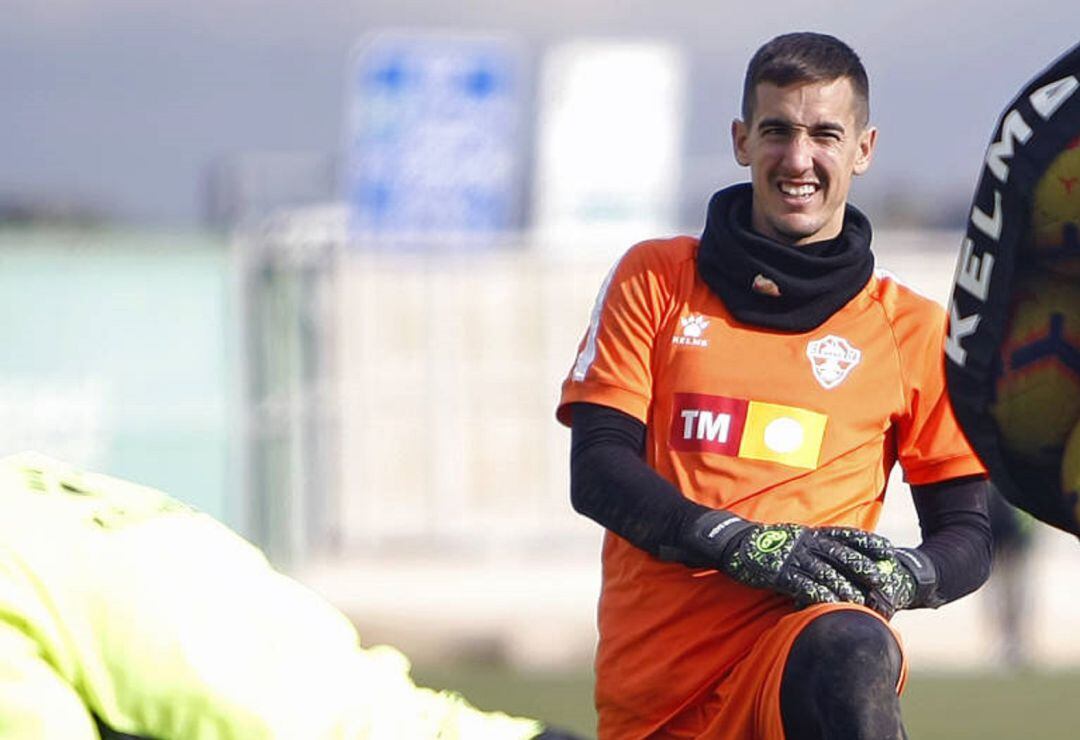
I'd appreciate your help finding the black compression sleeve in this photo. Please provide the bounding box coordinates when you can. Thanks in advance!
[909,476,993,605]
[568,402,712,559]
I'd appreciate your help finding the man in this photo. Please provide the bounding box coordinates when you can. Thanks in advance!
[558,33,992,739]
[0,452,578,739]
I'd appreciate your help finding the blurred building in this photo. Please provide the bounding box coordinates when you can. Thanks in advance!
[0,194,112,229]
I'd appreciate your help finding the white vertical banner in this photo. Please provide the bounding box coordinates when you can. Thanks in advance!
[533,40,687,252]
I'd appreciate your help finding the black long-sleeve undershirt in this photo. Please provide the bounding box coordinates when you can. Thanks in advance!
[568,401,992,605]
[909,471,993,604]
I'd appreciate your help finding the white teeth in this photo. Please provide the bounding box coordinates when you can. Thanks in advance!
[780,183,816,197]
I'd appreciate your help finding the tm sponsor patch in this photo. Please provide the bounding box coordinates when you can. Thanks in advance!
[670,392,828,469]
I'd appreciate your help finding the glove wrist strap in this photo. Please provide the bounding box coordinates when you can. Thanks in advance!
[895,547,945,608]
[660,510,754,567]
[688,510,755,562]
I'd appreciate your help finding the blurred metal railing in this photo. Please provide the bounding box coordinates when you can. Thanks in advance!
[235,206,344,564]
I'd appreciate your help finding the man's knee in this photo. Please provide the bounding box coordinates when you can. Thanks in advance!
[781,610,905,739]
[789,609,902,689]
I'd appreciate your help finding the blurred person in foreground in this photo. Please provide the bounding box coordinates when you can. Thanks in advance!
[558,32,991,739]
[0,452,578,740]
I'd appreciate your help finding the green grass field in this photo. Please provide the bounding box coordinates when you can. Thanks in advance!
[414,665,1080,738]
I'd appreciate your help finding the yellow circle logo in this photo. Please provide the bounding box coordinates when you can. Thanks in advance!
[755,530,790,553]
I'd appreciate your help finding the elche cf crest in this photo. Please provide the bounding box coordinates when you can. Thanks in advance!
[806,335,862,389]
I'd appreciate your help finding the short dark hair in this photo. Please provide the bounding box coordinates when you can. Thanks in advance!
[741,32,870,126]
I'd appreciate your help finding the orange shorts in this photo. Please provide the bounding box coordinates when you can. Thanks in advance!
[656,603,908,739]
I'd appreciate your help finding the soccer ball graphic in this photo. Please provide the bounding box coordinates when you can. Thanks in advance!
[1029,135,1080,276]
[990,271,1080,464]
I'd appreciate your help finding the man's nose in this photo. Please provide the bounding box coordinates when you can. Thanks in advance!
[780,133,814,172]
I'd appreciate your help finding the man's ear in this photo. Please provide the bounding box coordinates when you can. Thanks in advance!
[853,126,878,176]
[732,119,751,167]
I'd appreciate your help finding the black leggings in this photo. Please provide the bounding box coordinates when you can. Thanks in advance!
[780,610,907,740]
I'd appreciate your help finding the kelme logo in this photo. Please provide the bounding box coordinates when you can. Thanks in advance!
[672,313,711,347]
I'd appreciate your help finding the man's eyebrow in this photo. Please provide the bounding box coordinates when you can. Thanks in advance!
[813,121,847,134]
[755,117,847,134]
[755,117,793,131]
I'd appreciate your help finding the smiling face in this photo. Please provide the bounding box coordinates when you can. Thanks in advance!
[732,77,877,246]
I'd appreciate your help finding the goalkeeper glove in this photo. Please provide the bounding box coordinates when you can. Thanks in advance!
[680,511,887,608]
[818,528,945,619]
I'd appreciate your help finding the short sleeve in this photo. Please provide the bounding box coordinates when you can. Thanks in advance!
[894,301,988,485]
[556,240,676,427]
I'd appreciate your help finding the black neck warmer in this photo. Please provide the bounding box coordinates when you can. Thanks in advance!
[697,183,875,332]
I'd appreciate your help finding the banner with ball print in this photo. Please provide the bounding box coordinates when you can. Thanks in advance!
[945,42,1080,536]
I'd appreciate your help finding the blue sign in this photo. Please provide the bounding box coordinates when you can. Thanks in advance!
[344,34,523,242]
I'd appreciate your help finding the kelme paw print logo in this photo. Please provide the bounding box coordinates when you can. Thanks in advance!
[681,314,709,337]
[673,313,711,347]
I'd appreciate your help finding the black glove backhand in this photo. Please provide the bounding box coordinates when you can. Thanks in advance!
[681,512,889,608]
[821,528,945,619]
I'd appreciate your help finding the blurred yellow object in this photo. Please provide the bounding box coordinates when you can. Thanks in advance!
[0,453,544,740]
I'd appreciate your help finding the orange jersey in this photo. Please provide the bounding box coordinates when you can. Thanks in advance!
[557,236,985,739]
